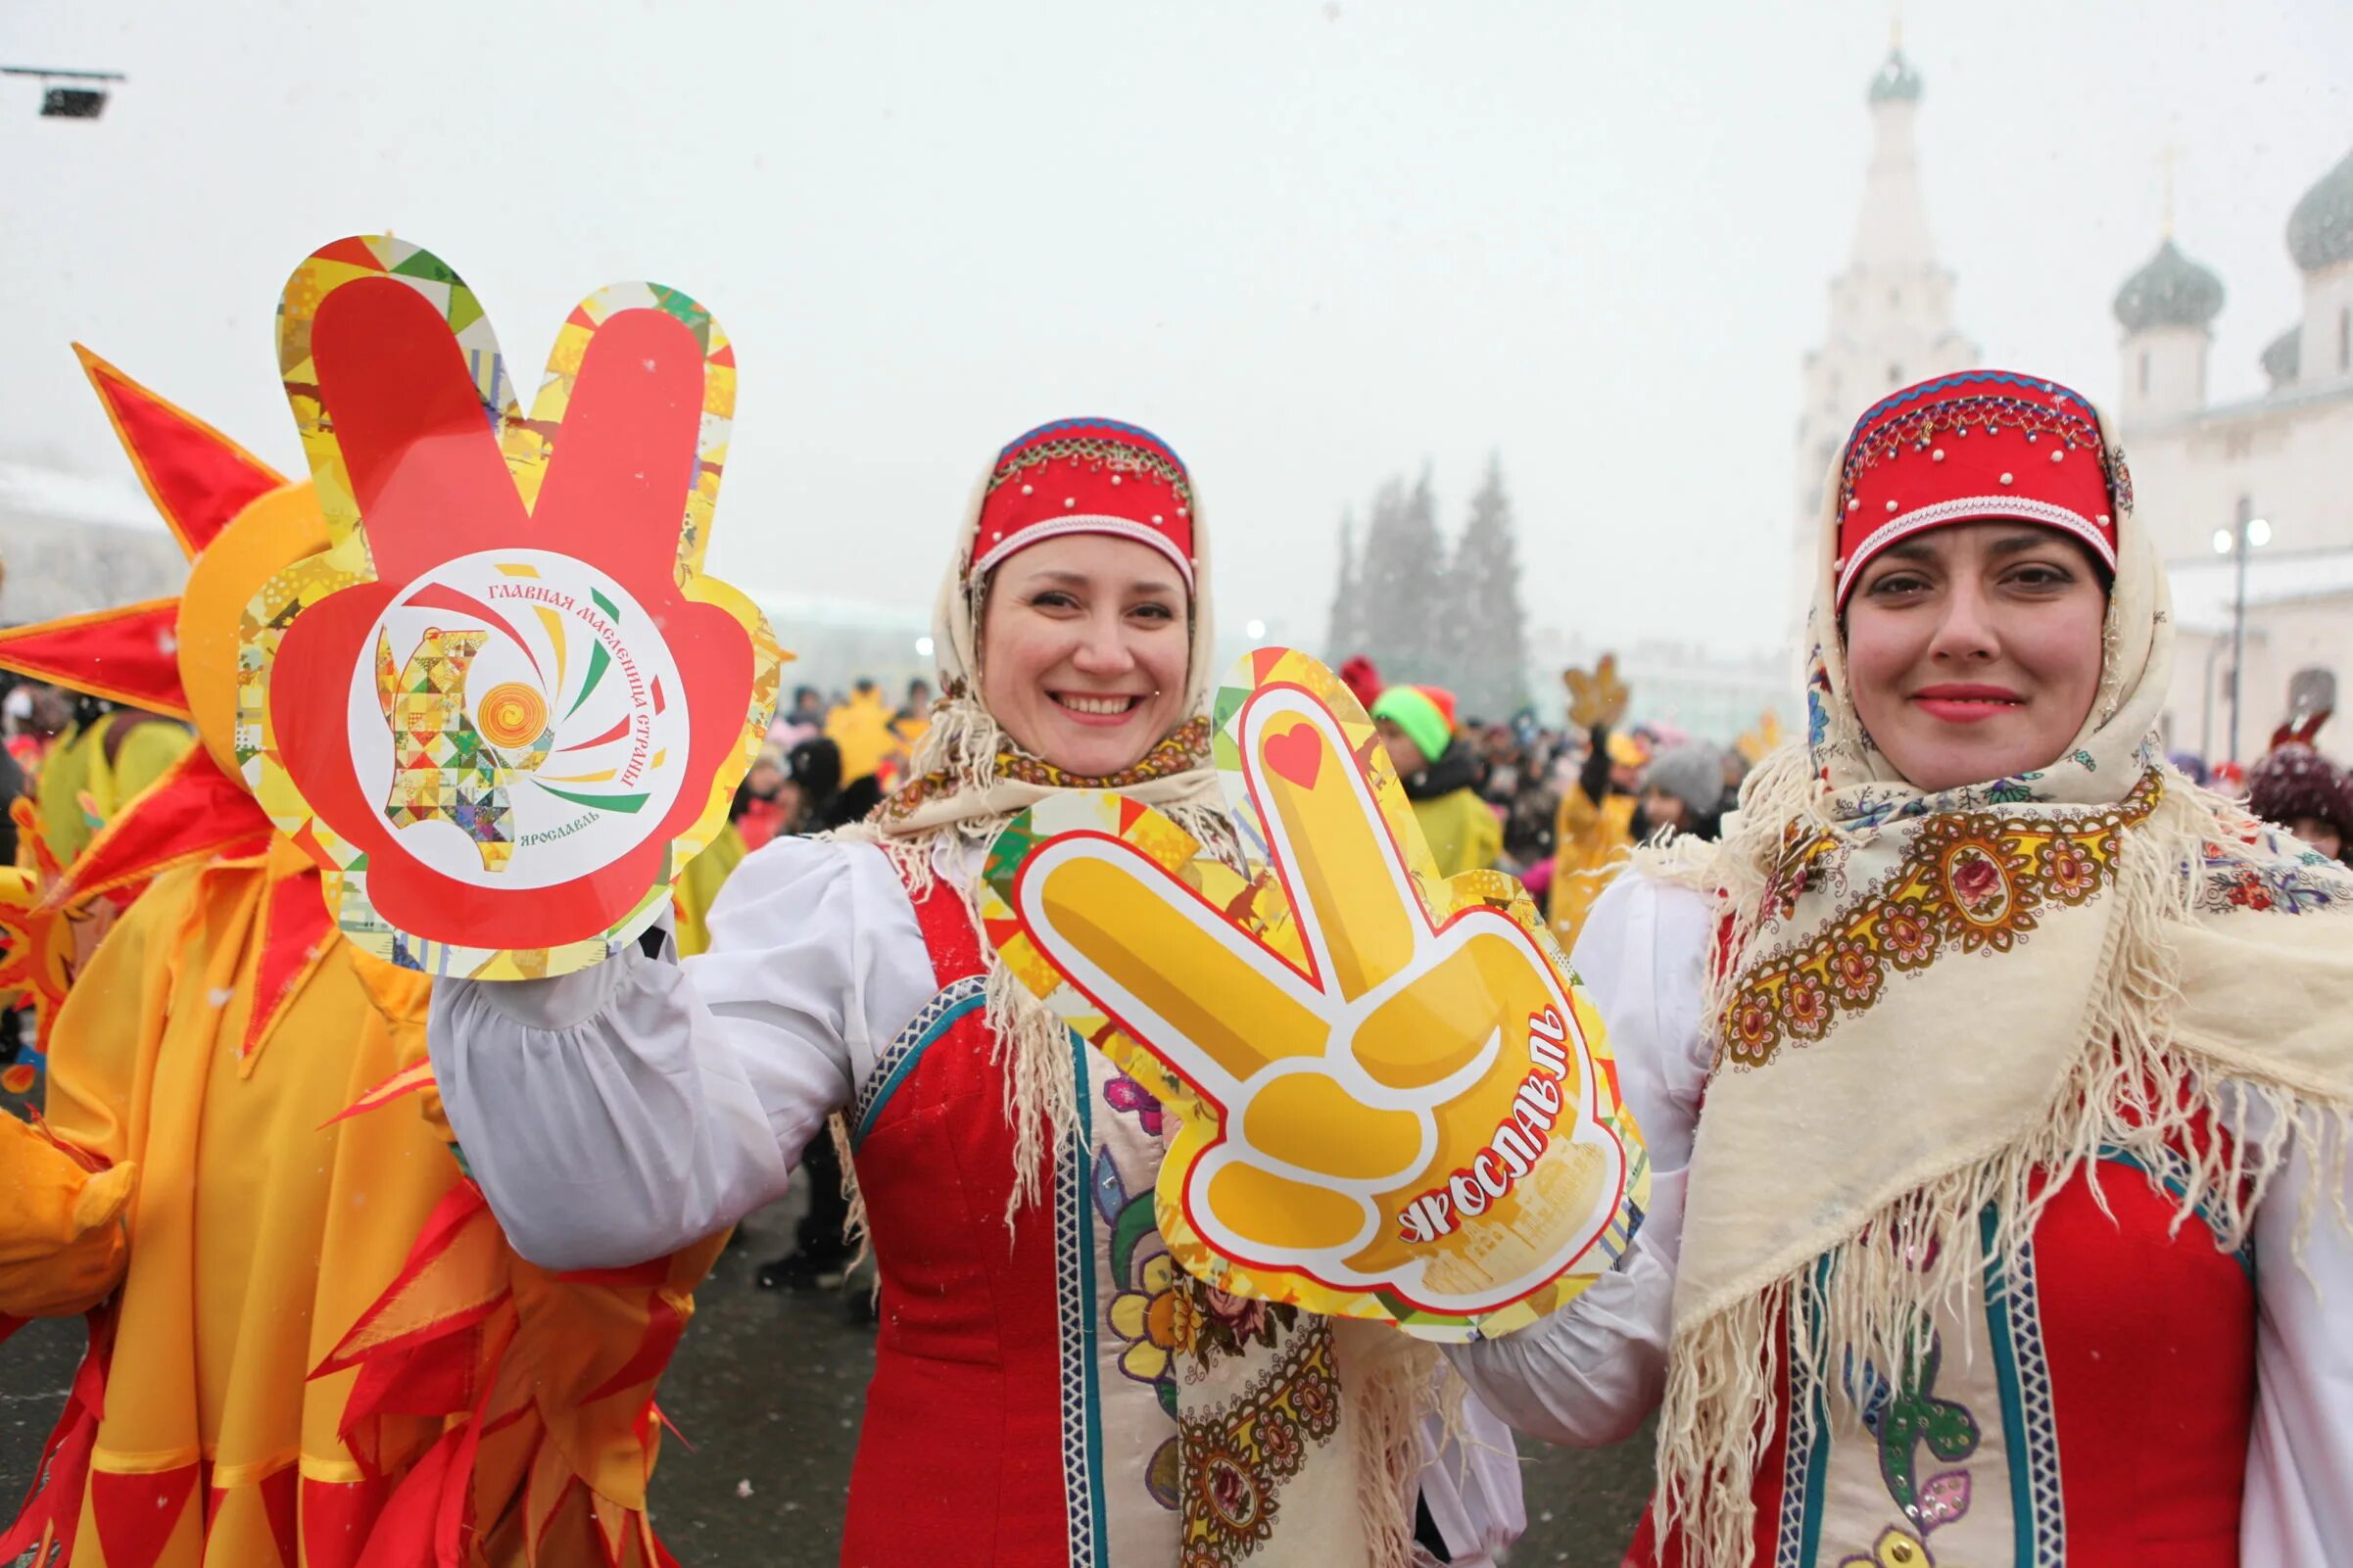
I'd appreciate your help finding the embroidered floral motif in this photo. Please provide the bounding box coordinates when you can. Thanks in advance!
[1177,1324,1343,1568]
[1105,1071,1168,1137]
[2193,828,2347,916]
[1178,1285,1290,1379]
[880,715,1212,825]
[1720,776,2159,1069]
[1111,1253,1187,1385]
[1858,1338,1980,1531]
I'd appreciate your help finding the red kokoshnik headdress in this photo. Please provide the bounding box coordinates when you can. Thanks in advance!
[971,417,1197,589]
[1834,370,2129,610]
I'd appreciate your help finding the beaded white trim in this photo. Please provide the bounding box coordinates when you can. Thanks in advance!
[1836,496,2116,605]
[972,513,1195,587]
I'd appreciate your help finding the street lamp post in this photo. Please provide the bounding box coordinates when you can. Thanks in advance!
[2210,508,2272,765]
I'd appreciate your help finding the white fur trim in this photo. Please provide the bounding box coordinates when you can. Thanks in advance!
[970,512,1195,588]
[1836,495,2117,606]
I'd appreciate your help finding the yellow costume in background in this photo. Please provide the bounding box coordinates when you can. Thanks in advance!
[1548,658,1639,952]
[1546,783,1636,952]
[31,711,194,870]
[1413,786,1503,879]
[824,684,896,784]
[672,818,747,957]
[0,351,717,1568]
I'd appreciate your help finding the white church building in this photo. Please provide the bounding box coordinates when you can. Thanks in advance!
[2109,148,2353,766]
[1794,44,2353,768]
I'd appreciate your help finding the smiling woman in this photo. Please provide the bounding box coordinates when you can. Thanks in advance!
[429,417,1523,1567]
[1443,369,2353,1568]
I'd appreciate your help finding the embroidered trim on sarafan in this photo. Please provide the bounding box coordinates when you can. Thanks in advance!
[1719,775,2161,1070]
[878,716,1212,827]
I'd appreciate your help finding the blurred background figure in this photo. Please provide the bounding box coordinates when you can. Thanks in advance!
[773,683,828,748]
[1371,682,1501,876]
[735,745,792,852]
[824,678,897,791]
[1550,655,1640,952]
[1638,739,1729,844]
[28,695,191,868]
[2247,741,2353,863]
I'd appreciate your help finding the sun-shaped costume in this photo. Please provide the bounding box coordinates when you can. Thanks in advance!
[0,351,720,1568]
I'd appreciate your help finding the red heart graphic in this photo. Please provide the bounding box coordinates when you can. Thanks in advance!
[1264,725,1323,789]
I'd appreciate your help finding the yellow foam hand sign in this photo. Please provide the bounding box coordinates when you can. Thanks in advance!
[981,648,1648,1339]
[1563,652,1630,732]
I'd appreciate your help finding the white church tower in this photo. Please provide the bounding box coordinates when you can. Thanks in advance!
[1790,41,1978,631]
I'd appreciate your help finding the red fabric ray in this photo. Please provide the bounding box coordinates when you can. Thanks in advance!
[259,1465,301,1568]
[0,598,190,719]
[90,1460,200,1568]
[76,345,285,559]
[243,864,337,1060]
[0,1306,110,1561]
[301,1475,388,1568]
[44,747,272,912]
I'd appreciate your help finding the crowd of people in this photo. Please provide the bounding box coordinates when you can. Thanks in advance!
[4,365,2352,1568]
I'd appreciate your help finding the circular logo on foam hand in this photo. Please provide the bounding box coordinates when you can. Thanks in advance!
[352,550,690,891]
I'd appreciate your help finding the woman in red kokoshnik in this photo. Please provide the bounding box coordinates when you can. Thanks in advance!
[1448,372,2353,1566]
[431,419,1522,1567]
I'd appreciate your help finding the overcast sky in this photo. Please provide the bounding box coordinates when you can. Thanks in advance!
[4,0,2348,659]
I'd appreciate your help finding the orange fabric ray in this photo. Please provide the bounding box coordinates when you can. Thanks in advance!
[322,1060,440,1128]
[0,597,190,719]
[312,1184,509,1381]
[74,344,285,560]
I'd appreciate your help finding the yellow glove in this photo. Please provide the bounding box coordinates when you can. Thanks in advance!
[0,1113,135,1316]
[1563,653,1629,732]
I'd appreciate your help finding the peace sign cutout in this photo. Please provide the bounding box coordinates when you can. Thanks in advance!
[243,235,783,979]
[981,647,1649,1340]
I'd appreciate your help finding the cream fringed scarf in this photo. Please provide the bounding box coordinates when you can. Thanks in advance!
[1640,427,2353,1568]
[831,460,1436,1568]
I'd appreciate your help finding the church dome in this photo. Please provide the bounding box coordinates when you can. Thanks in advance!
[2287,147,2353,272]
[1868,48,1921,104]
[2261,325,2300,387]
[2113,238,2225,333]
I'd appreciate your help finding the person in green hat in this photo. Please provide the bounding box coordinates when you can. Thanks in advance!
[1371,682,1501,878]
